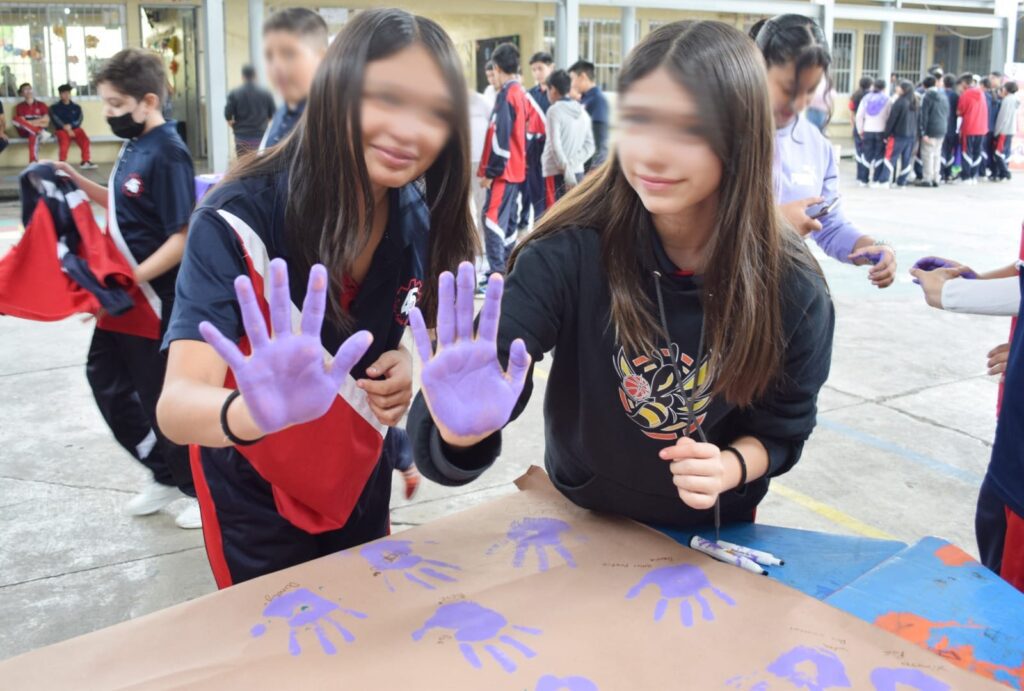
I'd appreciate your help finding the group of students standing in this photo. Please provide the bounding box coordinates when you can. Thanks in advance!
[851,68,1019,189]
[17,7,1022,595]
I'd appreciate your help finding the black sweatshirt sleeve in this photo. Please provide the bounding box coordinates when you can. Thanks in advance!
[732,265,835,477]
[410,232,579,486]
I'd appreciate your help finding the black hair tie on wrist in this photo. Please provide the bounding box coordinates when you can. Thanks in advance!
[220,389,263,446]
[724,446,748,496]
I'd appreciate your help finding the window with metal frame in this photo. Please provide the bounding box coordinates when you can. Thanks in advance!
[831,30,855,93]
[543,17,623,91]
[861,32,880,80]
[0,3,125,99]
[893,34,925,84]
[961,34,992,76]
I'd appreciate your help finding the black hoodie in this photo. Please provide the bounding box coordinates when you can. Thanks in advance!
[408,226,835,527]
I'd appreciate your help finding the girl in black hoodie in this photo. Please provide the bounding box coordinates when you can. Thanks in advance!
[884,80,920,187]
[406,21,835,529]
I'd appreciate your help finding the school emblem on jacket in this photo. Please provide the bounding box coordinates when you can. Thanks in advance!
[394,279,422,325]
[614,344,712,441]
[121,174,144,198]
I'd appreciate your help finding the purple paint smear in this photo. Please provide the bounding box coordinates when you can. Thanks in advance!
[250,587,367,656]
[625,563,735,627]
[765,646,851,690]
[536,674,599,691]
[411,601,542,673]
[507,517,578,571]
[869,668,951,691]
[359,539,461,591]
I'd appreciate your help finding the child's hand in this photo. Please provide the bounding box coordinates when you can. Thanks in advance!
[988,342,1010,376]
[357,346,413,426]
[909,266,962,308]
[659,437,725,511]
[849,245,896,288]
[911,256,977,280]
[779,197,824,236]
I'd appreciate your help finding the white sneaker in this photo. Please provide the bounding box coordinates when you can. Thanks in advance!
[175,500,203,529]
[38,130,53,143]
[124,481,183,516]
[79,161,98,170]
[857,181,868,188]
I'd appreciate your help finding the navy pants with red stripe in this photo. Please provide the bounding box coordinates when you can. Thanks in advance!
[193,444,392,587]
[961,134,984,180]
[482,179,521,275]
[976,477,1024,593]
[518,137,547,231]
[992,135,1014,180]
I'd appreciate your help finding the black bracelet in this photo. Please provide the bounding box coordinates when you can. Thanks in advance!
[220,390,263,446]
[723,446,747,496]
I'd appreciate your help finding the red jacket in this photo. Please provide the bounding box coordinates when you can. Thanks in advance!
[957,87,989,137]
[478,80,528,183]
[13,101,48,131]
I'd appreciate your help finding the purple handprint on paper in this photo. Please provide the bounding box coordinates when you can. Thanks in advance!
[492,517,578,572]
[765,646,851,690]
[250,587,367,656]
[626,563,735,627]
[411,601,541,673]
[870,668,950,691]
[536,674,599,690]
[359,539,460,591]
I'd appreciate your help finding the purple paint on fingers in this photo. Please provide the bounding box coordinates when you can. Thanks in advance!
[765,646,851,690]
[250,587,366,656]
[411,600,541,673]
[869,668,950,691]
[358,539,460,592]
[625,563,735,628]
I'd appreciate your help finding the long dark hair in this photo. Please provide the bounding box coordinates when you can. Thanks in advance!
[511,21,821,406]
[225,8,476,327]
[898,79,919,110]
[750,15,833,127]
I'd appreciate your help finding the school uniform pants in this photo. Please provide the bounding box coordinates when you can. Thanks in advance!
[55,127,91,163]
[14,124,45,163]
[889,135,915,186]
[940,131,960,181]
[518,136,547,230]
[862,132,888,183]
[482,179,521,275]
[961,134,985,180]
[920,136,942,184]
[983,131,997,178]
[234,137,261,157]
[854,127,871,183]
[993,135,1014,180]
[976,477,1024,593]
[86,326,195,495]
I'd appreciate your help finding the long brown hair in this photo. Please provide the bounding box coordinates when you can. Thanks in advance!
[511,20,821,406]
[225,8,477,326]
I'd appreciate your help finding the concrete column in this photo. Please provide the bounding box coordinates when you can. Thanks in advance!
[992,0,1018,72]
[621,6,637,59]
[564,0,580,66]
[820,0,835,49]
[204,0,229,172]
[880,19,894,87]
[555,1,567,68]
[248,0,264,82]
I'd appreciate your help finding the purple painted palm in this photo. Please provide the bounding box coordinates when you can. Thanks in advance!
[250,587,367,656]
[359,539,460,591]
[411,601,541,673]
[870,668,950,691]
[626,563,735,627]
[506,517,577,571]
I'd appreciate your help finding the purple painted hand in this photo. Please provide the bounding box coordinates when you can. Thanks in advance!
[870,668,950,691]
[411,600,542,673]
[536,675,598,691]
[359,539,460,591]
[503,517,577,572]
[726,645,852,690]
[199,259,373,435]
[626,563,735,627]
[911,256,978,284]
[250,587,367,656]
[409,262,531,442]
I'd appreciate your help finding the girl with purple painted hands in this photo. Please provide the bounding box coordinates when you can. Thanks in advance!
[408,262,531,447]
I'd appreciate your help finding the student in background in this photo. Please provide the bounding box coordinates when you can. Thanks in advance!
[992,81,1019,182]
[916,76,949,188]
[479,42,528,278]
[850,76,873,184]
[957,72,988,184]
[468,87,491,246]
[527,52,554,113]
[541,69,594,200]
[260,8,328,151]
[755,15,896,288]
[569,60,609,171]
[0,101,10,155]
[883,80,919,188]
[518,52,554,232]
[856,79,891,187]
[49,84,96,170]
[13,83,52,164]
[940,73,961,182]
[482,61,498,104]
[225,64,276,156]
[50,48,198,529]
[982,76,1001,180]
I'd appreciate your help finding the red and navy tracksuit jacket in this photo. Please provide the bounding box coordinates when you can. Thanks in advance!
[519,85,554,228]
[165,171,430,587]
[478,79,528,274]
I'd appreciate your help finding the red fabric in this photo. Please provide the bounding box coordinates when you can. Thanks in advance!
[189,444,234,589]
[56,127,91,163]
[340,275,360,313]
[885,137,895,160]
[13,100,48,129]
[957,87,989,136]
[1001,504,1024,592]
[0,197,159,339]
[225,235,384,535]
[544,175,556,209]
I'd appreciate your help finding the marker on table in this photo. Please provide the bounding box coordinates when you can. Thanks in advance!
[714,540,784,567]
[689,536,767,576]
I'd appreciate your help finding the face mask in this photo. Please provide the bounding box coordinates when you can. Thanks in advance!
[107,109,146,139]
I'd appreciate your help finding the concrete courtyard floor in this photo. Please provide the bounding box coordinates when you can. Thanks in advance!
[1,160,1021,660]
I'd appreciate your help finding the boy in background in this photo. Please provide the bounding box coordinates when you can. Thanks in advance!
[916,76,948,188]
[54,48,198,529]
[957,72,989,184]
[518,51,553,231]
[541,69,594,201]
[568,60,608,171]
[50,84,97,169]
[259,8,328,150]
[992,82,1018,182]
[13,83,52,163]
[225,64,276,156]
[940,74,961,182]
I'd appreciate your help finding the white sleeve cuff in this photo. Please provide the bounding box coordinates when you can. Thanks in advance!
[942,273,1021,317]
